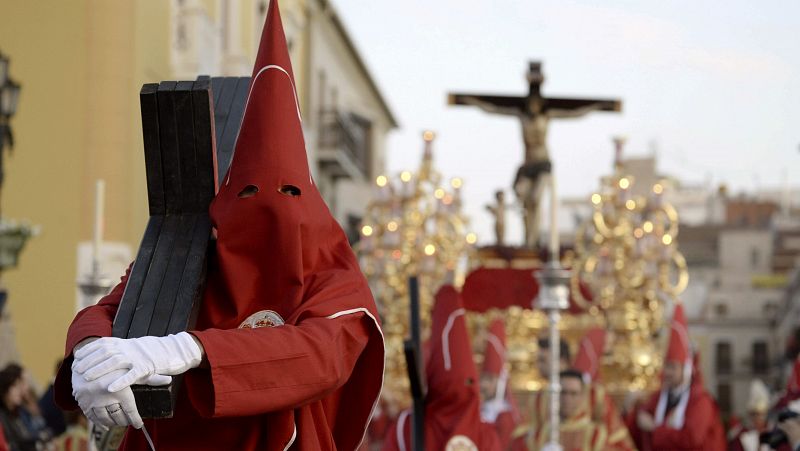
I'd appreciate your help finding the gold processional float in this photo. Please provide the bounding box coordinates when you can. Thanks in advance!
[356,134,689,412]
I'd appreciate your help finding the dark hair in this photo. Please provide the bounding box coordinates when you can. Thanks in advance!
[537,337,571,362]
[559,369,585,385]
[0,363,24,401]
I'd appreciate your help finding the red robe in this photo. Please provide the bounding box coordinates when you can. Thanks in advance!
[54,1,384,449]
[481,318,522,450]
[627,385,726,451]
[382,286,501,451]
[586,384,634,451]
[528,411,607,451]
[0,423,7,451]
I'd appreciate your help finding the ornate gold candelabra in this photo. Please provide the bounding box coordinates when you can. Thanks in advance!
[571,138,689,393]
[357,131,475,412]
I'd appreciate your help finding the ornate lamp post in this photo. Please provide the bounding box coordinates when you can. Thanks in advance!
[533,174,570,451]
[0,51,22,186]
[0,51,31,277]
[0,50,36,368]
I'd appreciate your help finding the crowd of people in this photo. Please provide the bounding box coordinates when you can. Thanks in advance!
[0,361,87,451]
[365,297,800,451]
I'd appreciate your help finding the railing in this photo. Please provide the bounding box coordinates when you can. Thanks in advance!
[318,110,370,177]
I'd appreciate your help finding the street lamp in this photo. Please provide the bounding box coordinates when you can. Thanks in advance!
[0,51,33,277]
[0,51,22,182]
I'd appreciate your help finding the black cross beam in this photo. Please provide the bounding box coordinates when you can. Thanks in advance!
[111,76,249,418]
[404,276,427,451]
[448,61,621,117]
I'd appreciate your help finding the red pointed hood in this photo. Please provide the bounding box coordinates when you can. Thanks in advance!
[426,285,480,411]
[423,285,499,449]
[482,319,507,377]
[690,349,705,390]
[200,2,384,448]
[788,357,800,393]
[666,304,691,365]
[573,328,606,383]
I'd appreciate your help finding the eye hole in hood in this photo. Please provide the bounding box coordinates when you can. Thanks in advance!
[238,185,260,198]
[279,184,301,197]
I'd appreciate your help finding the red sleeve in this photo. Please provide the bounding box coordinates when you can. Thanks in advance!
[651,394,715,449]
[53,266,131,409]
[380,419,403,451]
[0,422,8,451]
[625,394,658,451]
[185,311,372,417]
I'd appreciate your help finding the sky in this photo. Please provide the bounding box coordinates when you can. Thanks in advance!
[331,0,800,245]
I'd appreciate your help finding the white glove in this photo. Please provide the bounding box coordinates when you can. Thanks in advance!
[74,332,202,393]
[71,366,170,429]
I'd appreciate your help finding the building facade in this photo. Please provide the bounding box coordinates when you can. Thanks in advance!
[0,0,395,384]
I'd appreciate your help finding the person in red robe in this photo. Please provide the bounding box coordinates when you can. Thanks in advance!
[480,318,523,449]
[572,328,634,451]
[728,380,770,451]
[53,1,385,449]
[627,304,726,451]
[383,285,500,451]
[775,357,800,413]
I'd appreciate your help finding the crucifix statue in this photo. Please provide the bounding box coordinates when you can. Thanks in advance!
[449,61,622,248]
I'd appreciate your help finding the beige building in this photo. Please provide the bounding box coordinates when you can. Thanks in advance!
[681,227,785,416]
[0,0,395,384]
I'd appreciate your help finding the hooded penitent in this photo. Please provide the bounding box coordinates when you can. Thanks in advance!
[480,319,522,449]
[55,2,384,450]
[628,303,725,451]
[383,285,499,451]
[573,328,606,384]
[654,303,692,428]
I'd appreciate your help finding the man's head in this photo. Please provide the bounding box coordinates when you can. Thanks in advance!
[537,337,571,377]
[479,372,498,402]
[495,190,505,203]
[0,364,25,410]
[662,360,685,390]
[559,369,586,420]
[747,379,770,430]
[748,408,768,430]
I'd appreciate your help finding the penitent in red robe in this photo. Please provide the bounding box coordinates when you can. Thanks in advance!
[626,313,725,451]
[481,318,522,450]
[628,382,725,451]
[383,286,500,451]
[53,1,384,450]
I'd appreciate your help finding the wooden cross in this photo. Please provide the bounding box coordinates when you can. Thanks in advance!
[111,76,249,418]
[448,61,622,248]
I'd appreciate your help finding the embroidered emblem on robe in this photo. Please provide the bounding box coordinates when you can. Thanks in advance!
[446,435,478,451]
[238,310,285,329]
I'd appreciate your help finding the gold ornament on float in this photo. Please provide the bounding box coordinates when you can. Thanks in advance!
[570,137,689,393]
[357,131,474,412]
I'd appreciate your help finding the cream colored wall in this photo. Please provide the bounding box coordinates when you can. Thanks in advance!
[0,1,90,384]
[0,0,174,385]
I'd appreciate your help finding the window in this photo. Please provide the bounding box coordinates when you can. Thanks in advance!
[751,248,760,268]
[752,341,768,374]
[715,341,732,374]
[346,215,362,246]
[717,382,732,416]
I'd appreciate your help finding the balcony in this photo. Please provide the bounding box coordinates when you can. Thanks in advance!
[318,110,371,181]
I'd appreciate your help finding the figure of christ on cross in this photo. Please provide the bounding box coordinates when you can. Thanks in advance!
[449,61,622,248]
